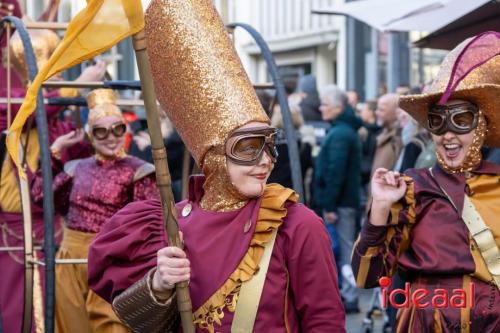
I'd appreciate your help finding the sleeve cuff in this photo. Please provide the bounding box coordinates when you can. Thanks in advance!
[360,220,389,247]
[146,268,175,306]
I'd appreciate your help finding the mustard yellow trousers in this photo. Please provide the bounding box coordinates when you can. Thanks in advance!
[55,228,129,333]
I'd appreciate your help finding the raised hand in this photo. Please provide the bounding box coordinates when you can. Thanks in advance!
[75,60,107,83]
[369,168,407,226]
[50,129,85,155]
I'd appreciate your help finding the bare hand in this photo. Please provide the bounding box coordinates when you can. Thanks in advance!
[152,246,190,293]
[324,212,338,225]
[75,60,107,83]
[369,168,407,226]
[51,129,85,152]
[133,132,151,151]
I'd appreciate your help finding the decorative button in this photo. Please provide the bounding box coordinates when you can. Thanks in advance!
[182,203,192,217]
[243,219,252,233]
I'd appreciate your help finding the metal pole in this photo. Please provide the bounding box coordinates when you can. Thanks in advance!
[367,28,379,100]
[41,80,274,90]
[0,97,155,107]
[132,30,195,333]
[226,22,305,201]
[24,21,68,30]
[388,32,410,93]
[6,21,11,128]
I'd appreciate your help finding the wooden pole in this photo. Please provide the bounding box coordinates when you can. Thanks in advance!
[6,21,11,128]
[132,30,195,333]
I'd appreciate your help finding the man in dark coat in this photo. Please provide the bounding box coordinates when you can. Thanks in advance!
[313,85,362,312]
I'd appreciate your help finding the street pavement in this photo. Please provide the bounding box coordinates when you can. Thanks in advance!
[346,288,386,333]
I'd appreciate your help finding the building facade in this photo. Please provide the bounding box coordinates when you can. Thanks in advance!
[17,0,445,102]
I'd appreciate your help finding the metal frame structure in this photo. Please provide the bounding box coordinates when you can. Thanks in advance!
[1,15,56,333]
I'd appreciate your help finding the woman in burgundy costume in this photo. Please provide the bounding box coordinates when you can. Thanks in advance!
[352,32,500,333]
[32,89,158,333]
[87,0,345,332]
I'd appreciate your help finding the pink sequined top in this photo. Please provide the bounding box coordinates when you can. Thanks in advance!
[32,156,159,233]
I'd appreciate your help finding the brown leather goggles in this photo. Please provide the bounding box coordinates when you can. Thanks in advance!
[427,102,479,135]
[225,127,278,166]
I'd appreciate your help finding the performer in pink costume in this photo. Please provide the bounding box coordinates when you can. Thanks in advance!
[32,89,159,333]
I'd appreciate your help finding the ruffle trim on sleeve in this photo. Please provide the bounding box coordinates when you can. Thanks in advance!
[388,176,416,276]
[192,184,298,332]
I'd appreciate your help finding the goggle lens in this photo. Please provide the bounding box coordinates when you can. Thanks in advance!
[451,111,475,129]
[112,123,127,137]
[233,137,266,160]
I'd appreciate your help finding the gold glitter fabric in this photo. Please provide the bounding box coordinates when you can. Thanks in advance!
[144,0,269,167]
[86,89,123,128]
[436,113,487,174]
[399,38,500,148]
[9,26,60,86]
[199,147,248,212]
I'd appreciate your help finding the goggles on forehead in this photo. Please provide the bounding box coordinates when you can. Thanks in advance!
[225,127,278,166]
[427,102,479,135]
[91,122,126,140]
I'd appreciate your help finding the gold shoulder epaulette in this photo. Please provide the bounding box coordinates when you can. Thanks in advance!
[133,163,155,182]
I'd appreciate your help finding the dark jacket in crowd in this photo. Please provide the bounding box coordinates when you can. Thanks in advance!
[360,123,381,185]
[313,106,362,212]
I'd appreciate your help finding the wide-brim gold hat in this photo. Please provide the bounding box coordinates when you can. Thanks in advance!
[145,0,269,166]
[400,34,500,147]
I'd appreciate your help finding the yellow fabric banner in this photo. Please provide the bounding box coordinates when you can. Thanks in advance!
[6,0,144,176]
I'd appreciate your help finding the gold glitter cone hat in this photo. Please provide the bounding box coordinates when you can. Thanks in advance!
[400,31,500,147]
[145,0,269,166]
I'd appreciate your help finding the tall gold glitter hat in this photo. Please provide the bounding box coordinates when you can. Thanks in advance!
[399,31,500,147]
[145,0,269,166]
[86,89,123,128]
[9,19,60,86]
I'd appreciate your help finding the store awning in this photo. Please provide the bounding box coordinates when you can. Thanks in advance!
[313,0,441,32]
[413,1,500,49]
[312,0,498,49]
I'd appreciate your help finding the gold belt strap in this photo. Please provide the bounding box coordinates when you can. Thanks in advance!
[462,195,500,287]
[231,227,278,333]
